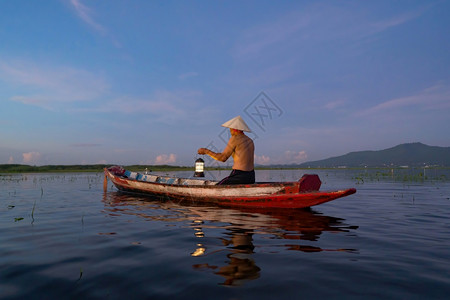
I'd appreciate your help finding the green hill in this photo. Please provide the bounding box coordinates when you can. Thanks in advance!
[298,142,450,168]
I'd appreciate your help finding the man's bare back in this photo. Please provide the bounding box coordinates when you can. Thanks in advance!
[197,129,254,171]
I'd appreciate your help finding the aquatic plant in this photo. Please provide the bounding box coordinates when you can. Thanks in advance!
[351,167,449,184]
[77,268,83,282]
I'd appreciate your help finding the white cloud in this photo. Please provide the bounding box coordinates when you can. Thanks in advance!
[370,9,426,34]
[155,153,177,165]
[0,62,215,122]
[255,154,271,165]
[324,99,347,110]
[233,4,427,60]
[0,60,109,110]
[22,152,42,164]
[179,72,199,80]
[70,143,102,147]
[84,89,216,125]
[69,0,121,47]
[70,0,106,35]
[282,150,308,164]
[103,97,182,115]
[356,82,450,117]
[8,156,14,164]
[233,10,311,58]
[113,149,134,154]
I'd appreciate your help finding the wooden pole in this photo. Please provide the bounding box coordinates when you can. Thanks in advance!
[103,174,108,192]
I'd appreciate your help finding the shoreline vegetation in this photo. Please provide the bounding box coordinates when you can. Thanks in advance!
[0,165,448,182]
[2,143,447,174]
[1,164,449,174]
[0,164,193,173]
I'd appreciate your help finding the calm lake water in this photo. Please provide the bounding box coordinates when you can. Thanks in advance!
[1,169,449,299]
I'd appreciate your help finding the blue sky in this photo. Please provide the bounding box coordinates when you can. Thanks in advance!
[1,0,449,166]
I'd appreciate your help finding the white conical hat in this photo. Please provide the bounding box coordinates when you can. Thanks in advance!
[221,115,251,132]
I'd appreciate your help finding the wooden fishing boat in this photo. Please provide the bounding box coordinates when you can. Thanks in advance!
[104,166,356,209]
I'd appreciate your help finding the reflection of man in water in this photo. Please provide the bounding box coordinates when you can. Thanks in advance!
[193,228,260,286]
[215,229,260,286]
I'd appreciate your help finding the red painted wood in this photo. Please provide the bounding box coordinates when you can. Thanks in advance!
[104,168,356,209]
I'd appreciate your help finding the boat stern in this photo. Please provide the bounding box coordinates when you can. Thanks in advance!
[298,174,322,192]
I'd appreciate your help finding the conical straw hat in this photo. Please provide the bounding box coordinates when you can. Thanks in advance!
[221,115,251,132]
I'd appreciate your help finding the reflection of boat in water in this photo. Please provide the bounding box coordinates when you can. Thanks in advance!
[104,166,356,209]
[102,192,358,286]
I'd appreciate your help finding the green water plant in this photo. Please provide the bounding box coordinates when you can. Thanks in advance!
[352,167,449,183]
[31,198,37,224]
[77,268,83,282]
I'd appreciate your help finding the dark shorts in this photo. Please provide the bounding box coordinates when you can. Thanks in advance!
[218,169,255,185]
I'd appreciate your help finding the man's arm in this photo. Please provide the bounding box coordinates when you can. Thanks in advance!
[198,137,235,162]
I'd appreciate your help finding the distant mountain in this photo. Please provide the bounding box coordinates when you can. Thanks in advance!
[298,143,450,168]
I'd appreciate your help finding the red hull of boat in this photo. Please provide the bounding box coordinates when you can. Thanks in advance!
[104,168,356,209]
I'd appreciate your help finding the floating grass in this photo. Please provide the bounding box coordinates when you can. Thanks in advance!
[77,268,83,282]
[31,198,37,224]
[351,167,450,184]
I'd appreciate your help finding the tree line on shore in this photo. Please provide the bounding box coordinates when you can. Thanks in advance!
[0,164,193,173]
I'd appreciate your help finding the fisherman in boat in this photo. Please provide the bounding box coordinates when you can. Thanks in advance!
[198,116,255,185]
